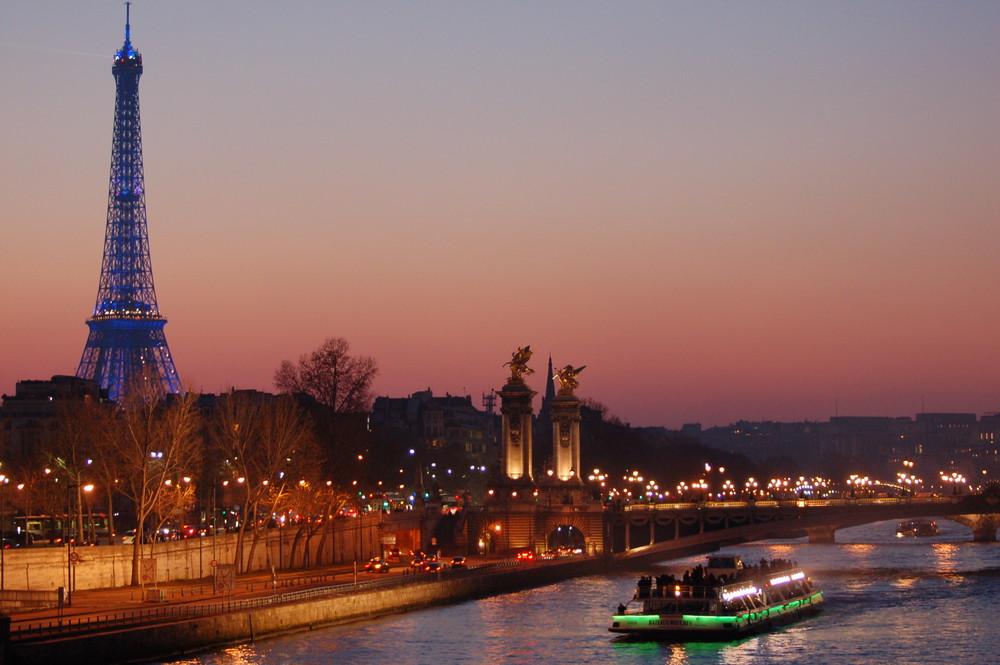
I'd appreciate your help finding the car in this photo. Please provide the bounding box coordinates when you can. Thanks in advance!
[409,556,425,569]
[450,556,467,569]
[556,546,583,557]
[364,557,390,573]
[121,529,169,545]
[422,561,443,573]
[3,532,33,547]
[515,551,535,562]
[387,547,401,561]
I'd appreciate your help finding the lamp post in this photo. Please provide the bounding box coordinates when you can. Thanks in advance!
[82,484,95,543]
[940,471,966,495]
[0,474,8,590]
[65,479,72,605]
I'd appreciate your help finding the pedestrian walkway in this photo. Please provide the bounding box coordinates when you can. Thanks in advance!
[4,556,496,638]
[5,562,368,635]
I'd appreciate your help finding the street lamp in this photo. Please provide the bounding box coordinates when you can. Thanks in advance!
[940,471,966,495]
[847,474,871,498]
[0,474,8,590]
[82,484,95,543]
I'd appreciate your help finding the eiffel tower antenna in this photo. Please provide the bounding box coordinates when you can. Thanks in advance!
[76,6,182,402]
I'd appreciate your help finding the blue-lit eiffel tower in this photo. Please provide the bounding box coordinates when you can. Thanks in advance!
[76,5,181,402]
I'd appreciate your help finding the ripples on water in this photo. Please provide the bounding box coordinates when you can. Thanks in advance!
[164,519,999,665]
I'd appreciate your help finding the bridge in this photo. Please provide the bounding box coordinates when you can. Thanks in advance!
[608,492,1000,564]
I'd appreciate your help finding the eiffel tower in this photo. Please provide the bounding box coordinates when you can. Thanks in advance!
[76,4,181,402]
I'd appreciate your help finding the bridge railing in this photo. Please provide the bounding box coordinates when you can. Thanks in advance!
[623,496,960,512]
[7,558,533,643]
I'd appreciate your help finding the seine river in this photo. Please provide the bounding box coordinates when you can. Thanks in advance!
[160,519,998,665]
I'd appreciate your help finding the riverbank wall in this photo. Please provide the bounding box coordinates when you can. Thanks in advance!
[4,557,609,665]
[0,515,384,595]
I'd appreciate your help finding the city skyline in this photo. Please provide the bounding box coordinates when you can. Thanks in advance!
[2,2,999,428]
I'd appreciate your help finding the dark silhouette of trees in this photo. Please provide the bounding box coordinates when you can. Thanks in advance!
[578,403,760,498]
[280,479,354,567]
[274,337,378,414]
[274,337,379,484]
[98,379,204,585]
[209,390,321,572]
[48,396,105,543]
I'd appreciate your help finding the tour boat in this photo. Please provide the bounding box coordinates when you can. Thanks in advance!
[895,519,939,537]
[609,556,824,639]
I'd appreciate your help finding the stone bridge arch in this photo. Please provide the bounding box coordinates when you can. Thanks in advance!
[539,511,605,556]
[796,514,1000,543]
[610,495,1000,561]
[933,515,999,542]
[541,514,588,551]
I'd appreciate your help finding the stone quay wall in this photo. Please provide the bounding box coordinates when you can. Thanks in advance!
[4,557,610,665]
[0,514,384,596]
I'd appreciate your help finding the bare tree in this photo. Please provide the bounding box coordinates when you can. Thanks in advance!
[103,380,204,585]
[87,413,128,545]
[8,467,64,540]
[280,480,355,567]
[274,337,378,413]
[149,479,196,538]
[48,396,108,544]
[274,338,379,487]
[210,391,321,572]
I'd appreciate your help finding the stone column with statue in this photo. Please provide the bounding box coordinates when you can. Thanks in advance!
[550,364,585,484]
[499,346,537,482]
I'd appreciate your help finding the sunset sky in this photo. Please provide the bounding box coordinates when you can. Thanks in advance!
[2,2,999,428]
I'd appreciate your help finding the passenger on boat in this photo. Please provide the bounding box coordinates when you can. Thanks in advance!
[641,557,802,596]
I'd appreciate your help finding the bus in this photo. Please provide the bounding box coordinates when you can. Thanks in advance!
[11,514,111,545]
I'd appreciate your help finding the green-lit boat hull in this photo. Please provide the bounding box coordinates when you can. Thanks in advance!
[609,591,824,640]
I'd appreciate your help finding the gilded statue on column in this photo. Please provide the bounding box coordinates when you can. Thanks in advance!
[554,364,586,395]
[503,345,534,383]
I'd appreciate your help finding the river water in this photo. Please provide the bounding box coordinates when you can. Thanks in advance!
[161,518,998,665]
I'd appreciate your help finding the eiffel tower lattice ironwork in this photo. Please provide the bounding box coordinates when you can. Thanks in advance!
[76,5,181,402]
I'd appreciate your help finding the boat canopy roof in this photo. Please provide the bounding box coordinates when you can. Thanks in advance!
[706,555,744,570]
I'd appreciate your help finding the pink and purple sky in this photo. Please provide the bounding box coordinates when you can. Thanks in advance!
[2,2,999,428]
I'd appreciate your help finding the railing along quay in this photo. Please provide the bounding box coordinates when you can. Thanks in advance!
[622,496,960,512]
[9,560,522,642]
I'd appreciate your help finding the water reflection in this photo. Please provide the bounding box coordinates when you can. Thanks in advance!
[608,626,822,665]
[842,543,878,557]
[760,544,798,561]
[156,520,1000,665]
[171,644,261,665]
[930,542,960,572]
[610,638,736,665]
